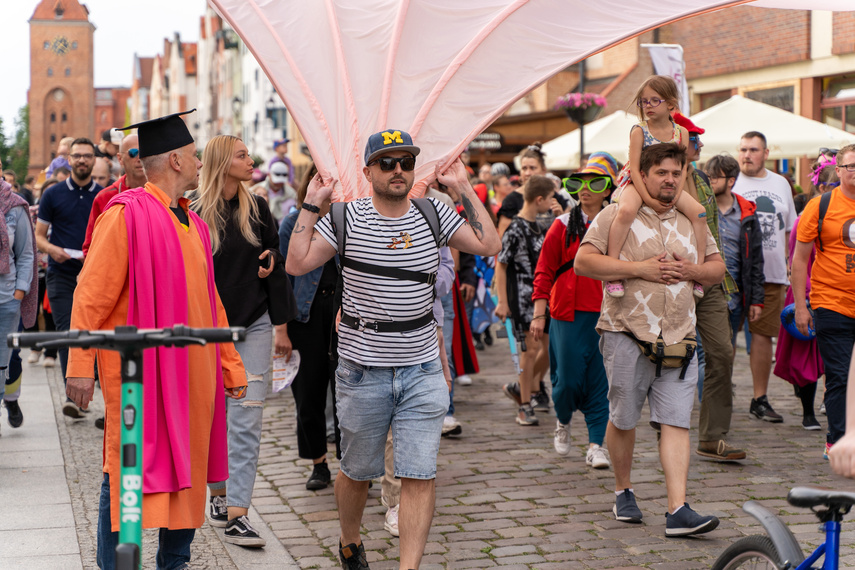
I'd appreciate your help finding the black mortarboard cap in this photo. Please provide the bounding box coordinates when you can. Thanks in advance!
[119,109,196,158]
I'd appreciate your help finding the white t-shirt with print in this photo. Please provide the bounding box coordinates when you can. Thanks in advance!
[316,197,465,367]
[732,169,796,285]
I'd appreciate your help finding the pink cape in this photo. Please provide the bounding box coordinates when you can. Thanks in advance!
[107,188,228,493]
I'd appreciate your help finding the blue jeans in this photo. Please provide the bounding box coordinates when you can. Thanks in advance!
[209,313,272,508]
[0,299,21,400]
[814,308,855,445]
[97,474,195,570]
[441,291,455,415]
[335,358,449,480]
[46,269,77,383]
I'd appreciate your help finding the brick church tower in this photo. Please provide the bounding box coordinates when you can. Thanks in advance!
[28,0,95,178]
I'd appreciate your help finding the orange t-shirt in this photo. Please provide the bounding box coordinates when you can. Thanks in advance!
[796,187,855,319]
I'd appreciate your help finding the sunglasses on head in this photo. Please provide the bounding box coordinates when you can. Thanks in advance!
[820,148,839,156]
[369,156,416,171]
[126,148,140,159]
[562,176,612,194]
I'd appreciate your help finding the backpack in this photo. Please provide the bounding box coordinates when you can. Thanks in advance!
[329,198,441,333]
[816,190,833,252]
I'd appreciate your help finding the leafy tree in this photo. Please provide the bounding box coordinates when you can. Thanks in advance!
[9,106,29,182]
[0,117,11,172]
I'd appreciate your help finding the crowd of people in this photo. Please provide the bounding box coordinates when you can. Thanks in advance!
[5,72,855,569]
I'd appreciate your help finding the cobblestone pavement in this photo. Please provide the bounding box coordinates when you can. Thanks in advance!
[45,359,237,569]
[255,332,855,569]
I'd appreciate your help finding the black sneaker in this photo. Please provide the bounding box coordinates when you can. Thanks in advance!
[516,403,538,426]
[223,515,266,547]
[750,396,783,423]
[532,387,550,411]
[208,495,228,528]
[339,541,369,569]
[502,382,522,406]
[4,400,23,428]
[802,414,822,431]
[306,461,331,490]
[62,401,86,419]
[483,328,494,346]
[94,416,105,430]
[665,503,719,537]
[614,489,643,523]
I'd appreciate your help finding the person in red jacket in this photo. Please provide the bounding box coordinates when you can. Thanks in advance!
[82,133,146,256]
[531,152,618,468]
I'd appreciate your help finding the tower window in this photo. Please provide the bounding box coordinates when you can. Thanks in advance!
[65,67,71,76]
[47,68,53,77]
[72,41,78,50]
[61,112,67,122]
[50,113,56,123]
[50,134,56,144]
[43,41,50,49]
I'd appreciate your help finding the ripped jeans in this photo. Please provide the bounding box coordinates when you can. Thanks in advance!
[209,312,272,509]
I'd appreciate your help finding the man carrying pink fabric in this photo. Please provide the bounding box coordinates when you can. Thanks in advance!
[65,110,247,570]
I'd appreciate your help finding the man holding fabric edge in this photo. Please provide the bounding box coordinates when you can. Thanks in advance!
[575,142,725,537]
[286,129,500,570]
[65,110,248,569]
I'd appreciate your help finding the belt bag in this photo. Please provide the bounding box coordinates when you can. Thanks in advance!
[623,332,697,379]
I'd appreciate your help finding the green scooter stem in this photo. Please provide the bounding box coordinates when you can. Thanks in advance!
[116,348,143,570]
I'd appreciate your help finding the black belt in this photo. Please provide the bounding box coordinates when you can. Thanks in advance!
[340,311,435,333]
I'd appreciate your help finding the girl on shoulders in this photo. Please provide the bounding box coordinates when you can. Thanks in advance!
[606,75,708,298]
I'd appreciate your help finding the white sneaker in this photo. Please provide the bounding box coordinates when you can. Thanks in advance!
[442,415,462,436]
[456,374,472,386]
[554,421,571,456]
[586,444,610,469]
[27,351,41,364]
[43,357,56,368]
[384,504,399,537]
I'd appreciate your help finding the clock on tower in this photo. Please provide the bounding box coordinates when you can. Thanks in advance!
[51,36,70,56]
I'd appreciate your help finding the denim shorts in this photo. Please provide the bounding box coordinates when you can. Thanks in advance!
[335,357,449,481]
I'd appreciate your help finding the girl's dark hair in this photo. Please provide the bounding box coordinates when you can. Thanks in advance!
[564,198,609,246]
[517,142,546,170]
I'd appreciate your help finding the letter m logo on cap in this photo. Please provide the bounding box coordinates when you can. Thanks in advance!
[382,131,403,145]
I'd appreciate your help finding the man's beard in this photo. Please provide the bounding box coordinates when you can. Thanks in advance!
[74,164,93,179]
[373,178,411,200]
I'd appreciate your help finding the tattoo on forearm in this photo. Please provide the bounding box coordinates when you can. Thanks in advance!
[294,224,306,234]
[311,237,317,242]
[460,193,484,240]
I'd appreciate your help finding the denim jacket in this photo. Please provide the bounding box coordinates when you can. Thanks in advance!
[279,210,338,323]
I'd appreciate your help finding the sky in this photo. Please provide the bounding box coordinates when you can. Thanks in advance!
[2,0,208,138]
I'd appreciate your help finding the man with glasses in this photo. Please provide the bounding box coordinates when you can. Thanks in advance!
[672,114,747,461]
[286,129,500,570]
[732,131,796,424]
[82,134,146,256]
[35,137,103,418]
[793,143,855,460]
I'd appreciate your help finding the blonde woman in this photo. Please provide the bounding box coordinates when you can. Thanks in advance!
[192,135,296,547]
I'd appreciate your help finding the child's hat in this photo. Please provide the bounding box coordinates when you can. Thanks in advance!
[673,112,705,135]
[573,152,619,183]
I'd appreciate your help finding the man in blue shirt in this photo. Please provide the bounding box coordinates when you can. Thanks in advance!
[35,137,102,418]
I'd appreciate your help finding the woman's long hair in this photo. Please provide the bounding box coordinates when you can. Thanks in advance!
[194,135,260,253]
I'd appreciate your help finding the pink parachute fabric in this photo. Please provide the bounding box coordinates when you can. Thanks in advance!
[209,0,850,201]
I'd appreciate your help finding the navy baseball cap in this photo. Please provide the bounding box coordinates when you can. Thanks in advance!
[364,129,420,165]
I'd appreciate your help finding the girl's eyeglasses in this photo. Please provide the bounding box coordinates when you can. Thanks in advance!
[562,176,612,194]
[637,98,664,108]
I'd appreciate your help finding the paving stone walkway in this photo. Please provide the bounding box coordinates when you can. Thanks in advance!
[255,333,855,569]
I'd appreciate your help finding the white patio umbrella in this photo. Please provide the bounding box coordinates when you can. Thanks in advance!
[542,111,637,171]
[693,95,855,160]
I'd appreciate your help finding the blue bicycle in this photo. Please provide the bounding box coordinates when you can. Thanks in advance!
[712,486,854,570]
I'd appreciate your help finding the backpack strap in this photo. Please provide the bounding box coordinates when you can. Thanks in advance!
[554,259,574,281]
[411,197,441,247]
[816,190,833,253]
[330,201,348,256]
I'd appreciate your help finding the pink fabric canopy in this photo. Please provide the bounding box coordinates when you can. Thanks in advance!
[209,0,850,200]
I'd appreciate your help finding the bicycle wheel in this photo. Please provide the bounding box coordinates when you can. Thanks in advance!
[711,535,786,570]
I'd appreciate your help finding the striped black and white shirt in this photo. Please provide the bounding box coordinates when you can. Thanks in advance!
[316,197,465,366]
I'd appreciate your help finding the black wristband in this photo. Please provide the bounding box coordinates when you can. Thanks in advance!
[301,202,320,214]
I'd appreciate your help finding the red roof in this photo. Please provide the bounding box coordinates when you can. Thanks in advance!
[31,0,90,21]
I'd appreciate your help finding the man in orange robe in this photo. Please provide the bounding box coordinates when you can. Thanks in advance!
[66,110,247,569]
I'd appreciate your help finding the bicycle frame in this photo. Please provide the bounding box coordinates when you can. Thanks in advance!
[794,520,840,570]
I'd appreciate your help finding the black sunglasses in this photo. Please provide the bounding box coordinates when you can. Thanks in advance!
[369,156,416,172]
[820,148,839,156]
[127,148,140,158]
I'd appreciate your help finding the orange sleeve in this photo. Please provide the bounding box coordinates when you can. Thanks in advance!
[68,207,129,378]
[214,287,246,389]
[797,195,820,243]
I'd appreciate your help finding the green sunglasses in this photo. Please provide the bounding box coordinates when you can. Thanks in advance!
[562,176,612,194]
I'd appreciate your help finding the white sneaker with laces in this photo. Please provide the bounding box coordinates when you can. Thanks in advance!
[27,351,41,364]
[43,357,56,368]
[455,374,472,386]
[384,504,399,537]
[586,444,610,469]
[553,421,571,456]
